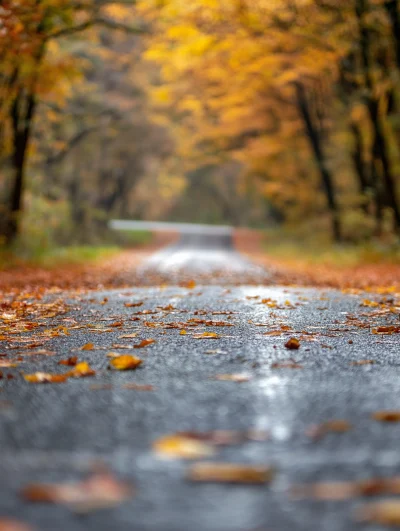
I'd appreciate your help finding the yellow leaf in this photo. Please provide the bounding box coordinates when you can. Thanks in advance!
[109,355,142,371]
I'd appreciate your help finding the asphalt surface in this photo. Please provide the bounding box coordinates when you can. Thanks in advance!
[1,230,400,531]
[138,224,269,282]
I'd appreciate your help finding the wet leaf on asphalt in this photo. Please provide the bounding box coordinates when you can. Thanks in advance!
[187,463,274,484]
[109,355,142,370]
[372,411,400,422]
[193,332,220,339]
[356,500,400,525]
[24,372,68,384]
[80,343,94,351]
[306,420,352,440]
[271,359,303,369]
[122,383,154,391]
[153,433,215,459]
[58,356,78,366]
[67,361,96,378]
[0,519,34,531]
[134,339,155,348]
[21,471,133,512]
[284,338,300,350]
[213,373,251,383]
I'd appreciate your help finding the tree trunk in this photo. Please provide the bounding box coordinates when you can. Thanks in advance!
[294,81,342,242]
[385,0,400,70]
[4,90,37,245]
[356,0,400,232]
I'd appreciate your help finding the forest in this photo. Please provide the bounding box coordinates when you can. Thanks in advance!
[1,0,400,252]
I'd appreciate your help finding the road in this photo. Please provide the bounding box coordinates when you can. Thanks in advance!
[1,228,400,531]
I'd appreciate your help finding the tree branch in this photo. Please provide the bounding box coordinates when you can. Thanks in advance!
[47,17,148,40]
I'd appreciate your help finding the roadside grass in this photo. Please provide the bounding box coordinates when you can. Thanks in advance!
[0,230,153,270]
[263,229,400,268]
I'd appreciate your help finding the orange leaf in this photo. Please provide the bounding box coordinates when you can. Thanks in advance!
[372,411,400,422]
[81,343,94,351]
[109,355,142,370]
[21,471,133,512]
[24,372,68,384]
[285,338,300,350]
[153,434,215,459]
[134,339,155,348]
[67,362,96,378]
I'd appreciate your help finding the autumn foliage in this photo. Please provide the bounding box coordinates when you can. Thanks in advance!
[1,1,400,246]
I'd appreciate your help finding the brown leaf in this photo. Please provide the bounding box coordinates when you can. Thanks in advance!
[187,462,274,484]
[0,520,33,531]
[284,338,300,350]
[109,355,142,370]
[356,500,400,526]
[119,334,138,339]
[21,471,133,513]
[306,420,351,440]
[272,359,303,369]
[134,339,155,349]
[58,356,78,366]
[350,360,375,366]
[122,383,154,391]
[291,481,357,501]
[24,372,68,384]
[372,411,400,422]
[124,302,143,308]
[372,326,400,335]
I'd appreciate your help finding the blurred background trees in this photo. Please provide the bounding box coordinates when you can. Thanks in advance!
[1,0,400,250]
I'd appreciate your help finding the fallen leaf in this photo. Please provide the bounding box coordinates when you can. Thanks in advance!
[21,471,132,513]
[271,359,303,369]
[285,338,300,350]
[124,302,143,308]
[0,360,19,368]
[187,462,274,484]
[356,500,400,526]
[372,326,400,335]
[372,411,400,422]
[153,434,215,459]
[67,362,96,378]
[118,334,138,339]
[89,384,113,390]
[58,356,78,366]
[351,360,375,366]
[0,520,33,531]
[134,339,155,349]
[193,332,220,339]
[306,420,352,440]
[291,481,357,500]
[109,355,142,370]
[213,373,251,383]
[24,372,68,384]
[122,383,154,391]
[81,343,94,351]
[183,280,196,289]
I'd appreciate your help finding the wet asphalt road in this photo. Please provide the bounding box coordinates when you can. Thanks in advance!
[1,229,400,530]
